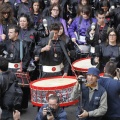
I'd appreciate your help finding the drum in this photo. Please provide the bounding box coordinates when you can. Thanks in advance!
[16,72,30,87]
[30,76,78,107]
[72,58,96,74]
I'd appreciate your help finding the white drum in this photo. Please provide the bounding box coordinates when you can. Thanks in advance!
[72,57,96,72]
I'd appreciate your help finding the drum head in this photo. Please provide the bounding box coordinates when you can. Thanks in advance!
[72,58,96,72]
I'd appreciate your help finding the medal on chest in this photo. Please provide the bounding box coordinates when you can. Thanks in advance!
[54,53,58,57]
[10,53,13,58]
[53,40,58,58]
[99,39,101,44]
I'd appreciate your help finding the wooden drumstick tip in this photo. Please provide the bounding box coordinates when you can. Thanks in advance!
[74,42,82,52]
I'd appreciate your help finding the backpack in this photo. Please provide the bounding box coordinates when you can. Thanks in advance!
[1,73,23,110]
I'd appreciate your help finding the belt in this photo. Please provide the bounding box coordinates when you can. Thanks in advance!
[8,62,21,69]
[42,63,64,73]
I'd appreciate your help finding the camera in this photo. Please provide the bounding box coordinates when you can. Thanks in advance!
[77,76,86,84]
[46,107,53,116]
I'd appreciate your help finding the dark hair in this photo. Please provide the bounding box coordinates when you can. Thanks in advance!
[104,61,117,76]
[0,3,14,25]
[81,5,91,16]
[95,9,105,16]
[57,22,67,41]
[49,22,60,31]
[79,0,89,5]
[99,0,110,8]
[49,3,61,17]
[8,24,20,34]
[106,28,120,46]
[48,95,59,103]
[0,57,8,71]
[31,0,42,14]
[18,13,32,29]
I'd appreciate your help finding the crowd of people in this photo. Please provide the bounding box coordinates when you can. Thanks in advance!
[0,0,120,120]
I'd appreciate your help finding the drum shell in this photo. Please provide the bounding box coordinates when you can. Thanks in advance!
[30,76,78,107]
[16,72,30,87]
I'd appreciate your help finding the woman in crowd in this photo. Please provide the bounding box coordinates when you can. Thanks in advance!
[68,5,96,58]
[18,13,37,57]
[93,28,120,72]
[43,3,68,36]
[31,0,48,39]
[31,0,42,29]
[0,3,17,40]
[58,22,74,52]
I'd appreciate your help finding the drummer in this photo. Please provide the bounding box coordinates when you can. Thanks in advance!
[34,23,69,78]
[35,95,67,120]
[71,67,107,120]
[0,24,30,109]
[0,24,30,72]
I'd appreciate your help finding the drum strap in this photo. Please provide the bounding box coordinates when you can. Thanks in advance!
[59,41,78,77]
[77,17,82,41]
[59,40,71,65]
[77,17,92,40]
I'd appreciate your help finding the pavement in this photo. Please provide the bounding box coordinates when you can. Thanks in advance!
[20,102,77,120]
[0,102,78,120]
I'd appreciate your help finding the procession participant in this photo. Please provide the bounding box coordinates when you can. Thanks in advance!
[34,22,69,78]
[92,28,120,72]
[0,24,30,109]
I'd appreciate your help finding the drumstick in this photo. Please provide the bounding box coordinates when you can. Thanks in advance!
[48,31,54,46]
[74,41,82,52]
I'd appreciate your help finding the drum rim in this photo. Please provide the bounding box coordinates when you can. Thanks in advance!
[72,57,91,72]
[31,99,79,107]
[30,76,77,90]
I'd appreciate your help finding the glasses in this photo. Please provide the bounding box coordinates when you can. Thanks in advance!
[109,34,116,37]
[2,12,10,14]
[52,9,59,12]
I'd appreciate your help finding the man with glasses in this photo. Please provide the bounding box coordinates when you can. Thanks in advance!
[35,95,67,120]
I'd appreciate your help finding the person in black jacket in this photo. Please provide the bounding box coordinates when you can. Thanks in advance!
[92,28,120,72]
[0,57,20,120]
[34,23,69,78]
[86,9,110,47]
[0,24,30,109]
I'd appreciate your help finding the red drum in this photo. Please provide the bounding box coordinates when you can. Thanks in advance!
[16,72,30,87]
[30,76,78,107]
[72,57,96,73]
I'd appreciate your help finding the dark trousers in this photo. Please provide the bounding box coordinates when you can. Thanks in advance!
[1,109,13,120]
[21,87,30,109]
[102,117,120,120]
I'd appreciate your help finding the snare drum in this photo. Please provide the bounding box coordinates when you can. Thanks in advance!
[16,72,30,87]
[30,76,78,107]
[72,58,96,73]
